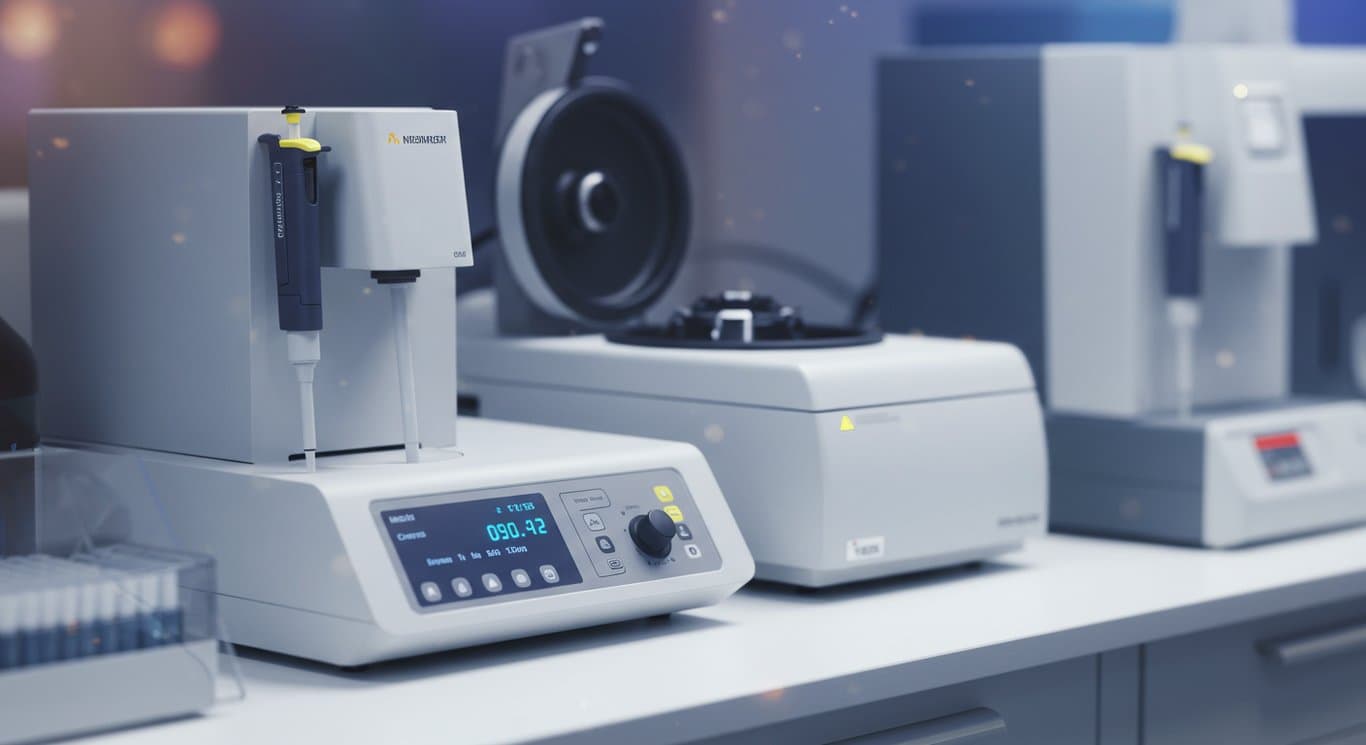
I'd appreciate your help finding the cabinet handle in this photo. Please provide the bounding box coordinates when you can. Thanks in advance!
[1261,620,1366,667]
[832,708,1007,745]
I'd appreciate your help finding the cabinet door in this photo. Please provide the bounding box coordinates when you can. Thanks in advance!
[1143,597,1366,745]
[704,655,1098,744]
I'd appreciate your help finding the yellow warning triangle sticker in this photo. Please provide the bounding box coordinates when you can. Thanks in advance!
[839,415,855,432]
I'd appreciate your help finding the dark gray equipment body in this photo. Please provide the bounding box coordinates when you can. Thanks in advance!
[1291,115,1366,399]
[877,51,1049,394]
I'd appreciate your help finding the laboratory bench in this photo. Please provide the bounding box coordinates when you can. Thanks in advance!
[73,527,1366,745]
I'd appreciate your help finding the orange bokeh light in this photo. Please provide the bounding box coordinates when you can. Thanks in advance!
[151,0,220,70]
[0,0,59,60]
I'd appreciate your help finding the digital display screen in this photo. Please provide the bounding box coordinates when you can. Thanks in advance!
[1255,432,1313,482]
[381,493,582,607]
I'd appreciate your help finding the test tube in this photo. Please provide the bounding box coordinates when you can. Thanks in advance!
[0,548,197,670]
[29,556,82,660]
[103,545,185,643]
[0,569,21,669]
[11,558,63,665]
[37,558,104,658]
[5,569,41,668]
[81,551,171,647]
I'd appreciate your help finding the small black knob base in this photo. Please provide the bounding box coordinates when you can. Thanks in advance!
[629,509,677,558]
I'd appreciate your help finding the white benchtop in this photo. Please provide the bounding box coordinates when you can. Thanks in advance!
[79,527,1366,744]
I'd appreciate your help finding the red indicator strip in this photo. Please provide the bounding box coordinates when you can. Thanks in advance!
[1255,432,1301,452]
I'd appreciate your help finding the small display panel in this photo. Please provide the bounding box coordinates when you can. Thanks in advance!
[1255,432,1313,482]
[381,493,582,607]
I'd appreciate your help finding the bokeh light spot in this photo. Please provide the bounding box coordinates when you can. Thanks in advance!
[0,0,59,61]
[151,0,220,70]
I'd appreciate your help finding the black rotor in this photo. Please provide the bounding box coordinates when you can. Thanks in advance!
[607,291,883,350]
[516,80,690,324]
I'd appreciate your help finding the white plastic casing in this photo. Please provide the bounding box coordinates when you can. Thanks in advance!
[28,108,460,463]
[458,291,1048,587]
[39,419,754,666]
[1042,45,1316,418]
[1203,402,1366,546]
[315,108,474,272]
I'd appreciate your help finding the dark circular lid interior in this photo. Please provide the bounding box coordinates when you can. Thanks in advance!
[519,82,689,323]
[607,292,884,350]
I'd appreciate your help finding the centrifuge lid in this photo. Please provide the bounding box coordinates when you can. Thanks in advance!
[497,79,690,325]
[460,290,1038,412]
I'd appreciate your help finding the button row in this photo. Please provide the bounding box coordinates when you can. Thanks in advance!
[581,511,697,548]
[418,564,561,603]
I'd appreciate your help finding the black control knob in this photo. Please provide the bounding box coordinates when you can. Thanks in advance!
[629,509,677,558]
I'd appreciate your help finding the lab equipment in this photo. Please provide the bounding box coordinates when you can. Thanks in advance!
[460,20,1047,587]
[1158,133,1213,420]
[29,107,753,666]
[259,105,329,471]
[1289,49,1366,400]
[879,43,1366,547]
[0,546,217,745]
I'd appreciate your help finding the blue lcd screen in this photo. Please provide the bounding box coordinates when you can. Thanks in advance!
[381,493,582,607]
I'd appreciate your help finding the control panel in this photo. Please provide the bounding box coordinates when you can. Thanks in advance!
[1255,431,1313,482]
[374,469,722,612]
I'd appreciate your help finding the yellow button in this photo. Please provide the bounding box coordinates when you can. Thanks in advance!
[663,505,684,523]
[653,485,674,503]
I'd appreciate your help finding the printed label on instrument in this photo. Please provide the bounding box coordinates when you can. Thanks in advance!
[270,162,286,240]
[846,536,886,562]
[1254,431,1313,482]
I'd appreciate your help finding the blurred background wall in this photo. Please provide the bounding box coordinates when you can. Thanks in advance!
[0,0,1363,343]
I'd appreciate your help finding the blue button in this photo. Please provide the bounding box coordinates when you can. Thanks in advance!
[596,536,616,554]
